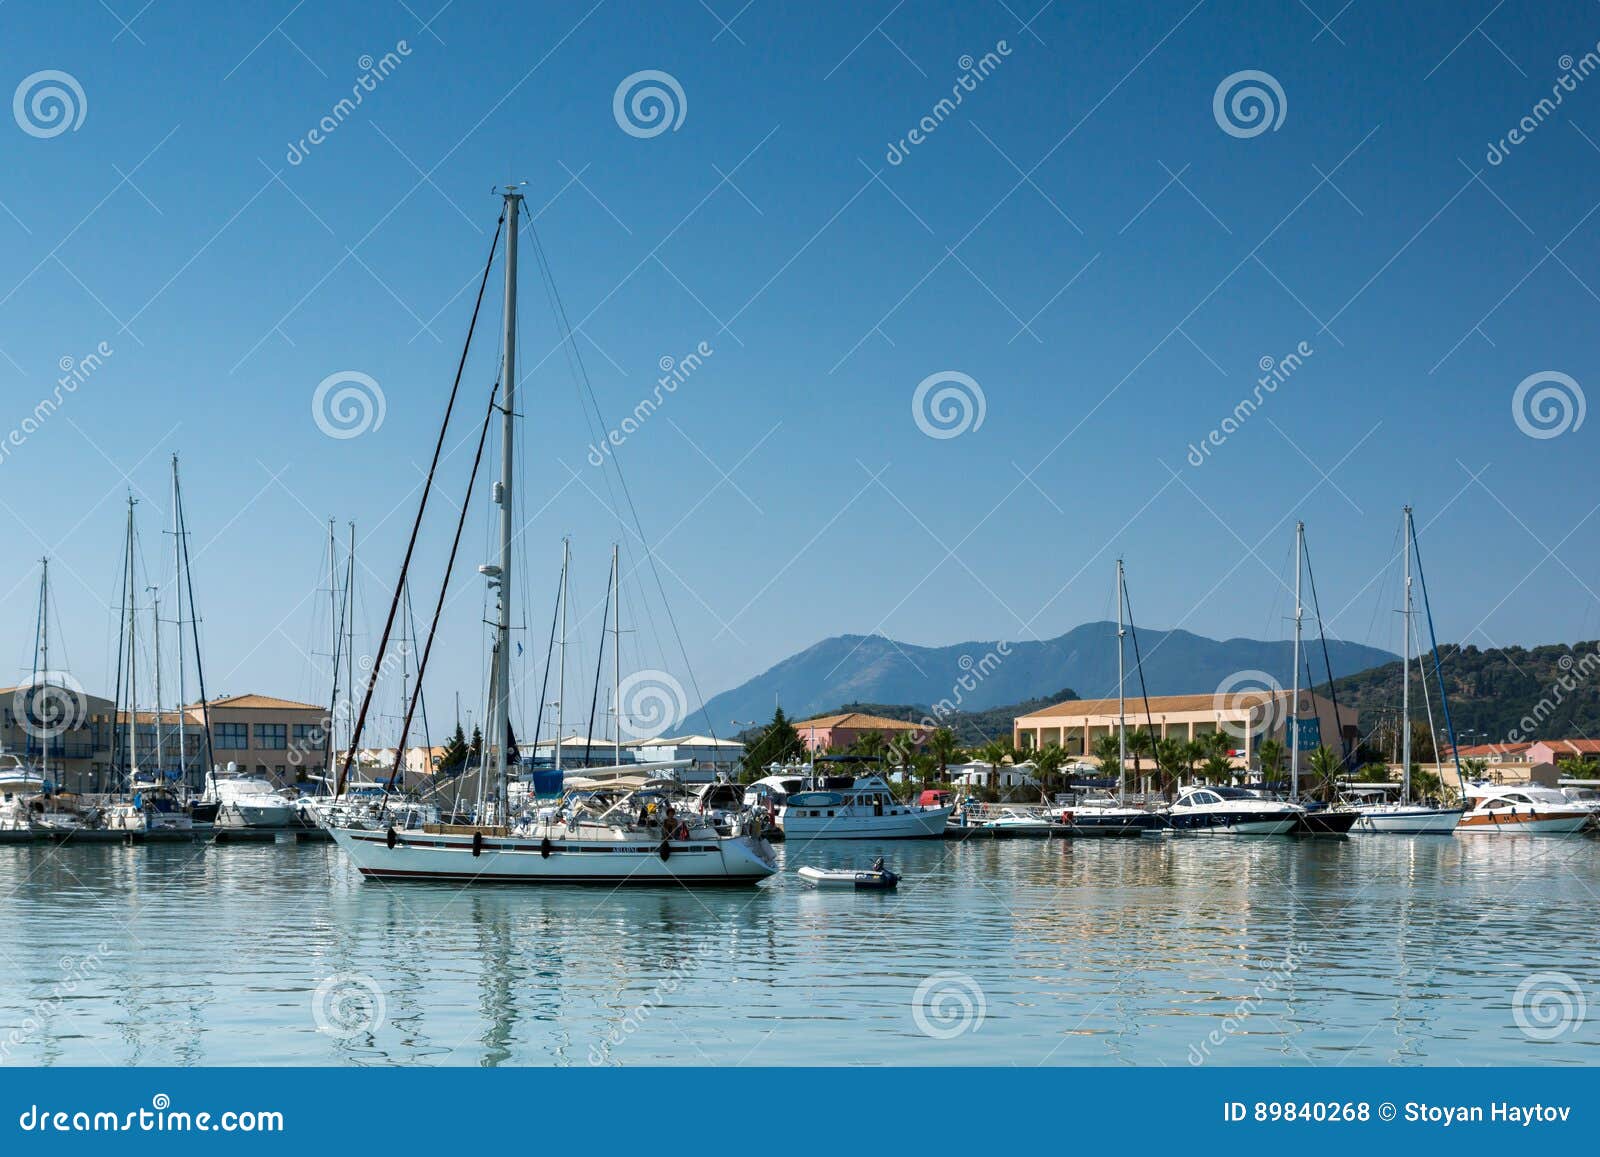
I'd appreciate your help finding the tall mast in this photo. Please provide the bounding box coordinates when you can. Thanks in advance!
[612,543,621,767]
[1401,506,1413,806]
[345,522,356,790]
[150,591,164,777]
[171,457,189,789]
[37,558,49,782]
[325,518,340,789]
[492,188,522,818]
[1290,521,1303,801]
[1115,558,1126,805]
[555,537,568,774]
[124,496,138,788]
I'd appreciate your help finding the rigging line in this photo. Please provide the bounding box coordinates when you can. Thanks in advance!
[530,561,563,765]
[1122,574,1165,796]
[1301,529,1350,768]
[387,382,502,795]
[110,505,130,781]
[1410,519,1464,784]
[175,470,215,787]
[582,559,613,767]
[523,217,718,745]
[339,210,504,794]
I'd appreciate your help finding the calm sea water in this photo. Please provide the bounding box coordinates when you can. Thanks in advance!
[1,833,1595,1066]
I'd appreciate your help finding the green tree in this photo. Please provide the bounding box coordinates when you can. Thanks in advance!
[1200,754,1234,782]
[468,724,483,769]
[850,730,887,760]
[1127,727,1154,791]
[1155,738,1188,792]
[741,707,801,777]
[927,727,960,779]
[1031,743,1068,800]
[1255,737,1285,777]
[1305,745,1343,800]
[1091,732,1123,772]
[437,723,468,773]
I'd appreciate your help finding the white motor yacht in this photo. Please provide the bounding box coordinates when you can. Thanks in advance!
[778,773,951,839]
[205,769,298,829]
[1456,786,1592,834]
[1163,785,1303,835]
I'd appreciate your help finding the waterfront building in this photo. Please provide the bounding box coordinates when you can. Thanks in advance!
[627,734,746,781]
[1013,690,1358,769]
[791,711,928,754]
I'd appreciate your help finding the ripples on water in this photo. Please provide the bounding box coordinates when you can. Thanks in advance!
[1,835,1595,1066]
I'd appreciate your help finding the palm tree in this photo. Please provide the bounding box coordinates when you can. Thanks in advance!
[1200,754,1234,782]
[851,730,886,760]
[1127,727,1154,791]
[1031,743,1067,801]
[1181,739,1207,779]
[978,738,1010,795]
[1091,733,1123,773]
[1305,745,1343,801]
[1256,737,1285,777]
[927,727,960,780]
[1155,738,1187,792]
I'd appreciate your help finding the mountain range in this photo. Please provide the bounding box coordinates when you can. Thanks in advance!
[693,622,1397,731]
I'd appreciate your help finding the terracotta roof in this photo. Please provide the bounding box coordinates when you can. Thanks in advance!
[1536,738,1600,755]
[793,712,925,732]
[1016,690,1292,720]
[193,694,326,711]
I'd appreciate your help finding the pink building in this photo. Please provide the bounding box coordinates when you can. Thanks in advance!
[792,712,927,754]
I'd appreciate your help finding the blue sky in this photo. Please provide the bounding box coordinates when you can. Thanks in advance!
[2,1,1597,740]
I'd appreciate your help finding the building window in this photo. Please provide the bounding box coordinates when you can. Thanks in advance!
[255,723,287,750]
[293,723,323,744]
[215,722,248,749]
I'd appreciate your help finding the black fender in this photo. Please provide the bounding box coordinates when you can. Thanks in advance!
[659,839,671,861]
[540,836,552,859]
[385,826,398,849]
[472,831,484,857]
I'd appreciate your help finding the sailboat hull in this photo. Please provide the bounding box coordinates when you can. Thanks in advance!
[329,825,778,884]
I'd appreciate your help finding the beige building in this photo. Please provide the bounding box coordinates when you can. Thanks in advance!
[0,687,331,793]
[1014,690,1358,771]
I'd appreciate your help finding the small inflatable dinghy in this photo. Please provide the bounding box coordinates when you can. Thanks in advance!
[797,857,899,890]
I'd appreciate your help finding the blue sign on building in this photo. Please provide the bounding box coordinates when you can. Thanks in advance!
[1293,716,1321,750]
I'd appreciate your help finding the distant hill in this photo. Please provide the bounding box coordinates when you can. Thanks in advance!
[1330,641,1600,744]
[695,622,1397,732]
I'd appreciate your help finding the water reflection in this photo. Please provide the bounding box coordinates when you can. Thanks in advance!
[0,834,1595,1065]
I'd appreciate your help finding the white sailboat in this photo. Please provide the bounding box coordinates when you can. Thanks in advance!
[1064,559,1159,832]
[104,497,192,837]
[329,188,776,885]
[1351,507,1463,834]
